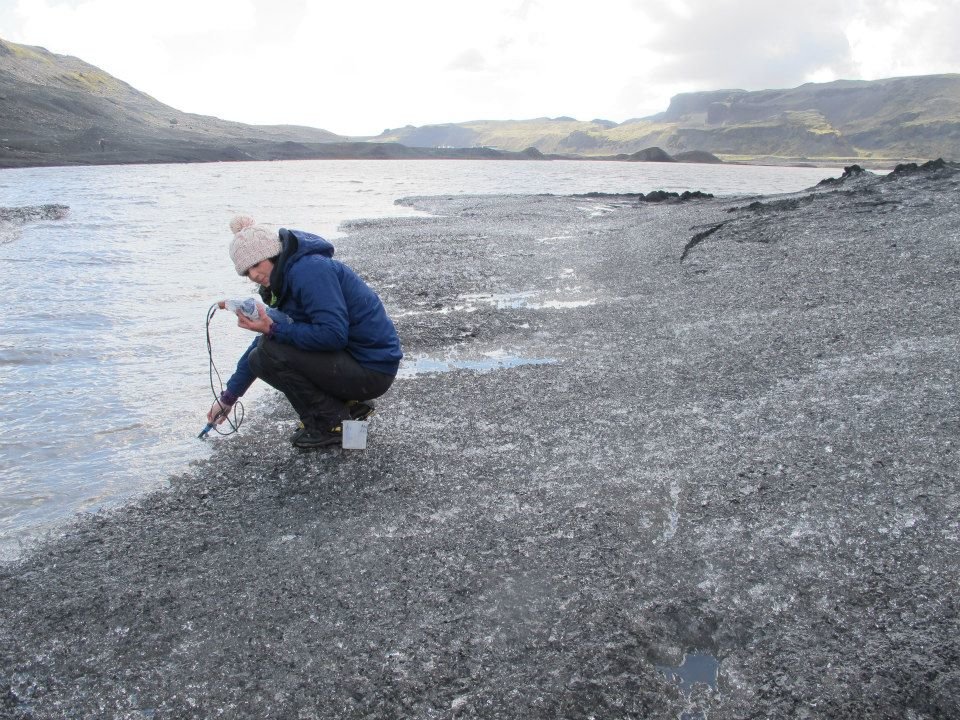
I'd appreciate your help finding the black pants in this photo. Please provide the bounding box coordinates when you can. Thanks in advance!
[248,337,395,429]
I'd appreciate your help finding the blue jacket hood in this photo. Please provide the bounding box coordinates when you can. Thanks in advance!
[283,228,335,262]
[266,229,334,303]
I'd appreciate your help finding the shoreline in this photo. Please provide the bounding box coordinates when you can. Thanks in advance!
[2,165,959,717]
[0,162,840,569]
[0,152,895,173]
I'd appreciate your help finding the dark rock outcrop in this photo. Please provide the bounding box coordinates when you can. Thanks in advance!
[816,164,871,185]
[692,157,959,260]
[680,221,728,261]
[889,157,953,175]
[628,147,674,162]
[638,189,715,204]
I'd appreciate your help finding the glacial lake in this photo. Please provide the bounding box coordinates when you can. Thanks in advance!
[0,158,841,560]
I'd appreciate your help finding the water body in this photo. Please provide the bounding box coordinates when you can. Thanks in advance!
[397,353,558,378]
[0,159,839,560]
[658,652,720,696]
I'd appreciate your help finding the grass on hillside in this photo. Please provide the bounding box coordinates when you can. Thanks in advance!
[63,70,123,93]
[4,41,51,64]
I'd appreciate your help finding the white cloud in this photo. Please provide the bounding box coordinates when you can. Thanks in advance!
[448,49,488,73]
[645,0,856,90]
[846,0,960,79]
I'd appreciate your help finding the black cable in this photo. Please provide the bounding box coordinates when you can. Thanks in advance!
[205,303,244,436]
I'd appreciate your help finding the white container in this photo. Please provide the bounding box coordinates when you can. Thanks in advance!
[341,420,368,450]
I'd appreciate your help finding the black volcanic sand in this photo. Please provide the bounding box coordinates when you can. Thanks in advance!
[2,165,959,719]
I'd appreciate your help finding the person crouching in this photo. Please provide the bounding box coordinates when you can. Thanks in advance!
[206,215,402,450]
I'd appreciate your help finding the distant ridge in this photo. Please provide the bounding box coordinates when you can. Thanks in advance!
[2,34,957,168]
[0,38,354,167]
[374,76,960,164]
[0,37,720,169]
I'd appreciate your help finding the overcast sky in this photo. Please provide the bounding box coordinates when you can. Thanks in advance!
[2,0,959,136]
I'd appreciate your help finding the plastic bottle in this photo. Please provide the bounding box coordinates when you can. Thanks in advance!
[224,298,260,321]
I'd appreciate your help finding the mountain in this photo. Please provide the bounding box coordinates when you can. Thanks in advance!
[2,35,958,168]
[374,76,960,163]
[0,38,587,168]
[0,38,359,167]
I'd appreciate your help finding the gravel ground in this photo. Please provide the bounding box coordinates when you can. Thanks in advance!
[2,163,958,719]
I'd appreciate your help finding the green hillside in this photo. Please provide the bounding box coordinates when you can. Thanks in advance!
[2,33,958,168]
[0,38,345,167]
[0,37,568,168]
[375,75,960,164]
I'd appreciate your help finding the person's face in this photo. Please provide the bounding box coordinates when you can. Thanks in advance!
[246,259,274,287]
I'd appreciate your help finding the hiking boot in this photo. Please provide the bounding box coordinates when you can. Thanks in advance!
[293,427,341,450]
[347,400,375,421]
[289,420,306,443]
[326,401,374,434]
[291,402,372,443]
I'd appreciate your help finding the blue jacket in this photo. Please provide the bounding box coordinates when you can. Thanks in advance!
[226,229,402,398]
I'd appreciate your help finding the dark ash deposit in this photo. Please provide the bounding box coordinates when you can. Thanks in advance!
[2,163,958,719]
[0,204,69,244]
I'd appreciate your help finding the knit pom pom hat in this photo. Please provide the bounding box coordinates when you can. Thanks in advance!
[228,215,282,275]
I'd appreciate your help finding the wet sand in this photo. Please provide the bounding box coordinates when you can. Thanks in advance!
[2,163,959,718]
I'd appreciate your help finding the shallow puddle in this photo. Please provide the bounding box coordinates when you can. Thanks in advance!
[578,203,619,217]
[395,290,596,317]
[459,291,596,310]
[657,652,720,696]
[398,353,557,378]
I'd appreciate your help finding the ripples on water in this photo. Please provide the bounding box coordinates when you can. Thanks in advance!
[0,159,840,559]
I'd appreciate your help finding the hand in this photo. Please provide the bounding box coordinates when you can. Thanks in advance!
[207,399,233,425]
[236,304,274,335]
